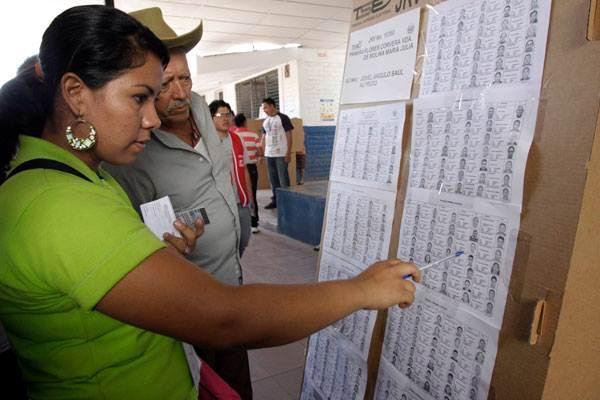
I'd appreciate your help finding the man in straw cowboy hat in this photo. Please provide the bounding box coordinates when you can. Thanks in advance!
[105,7,253,398]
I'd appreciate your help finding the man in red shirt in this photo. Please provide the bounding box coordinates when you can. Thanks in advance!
[207,100,253,398]
[209,100,254,256]
[233,113,260,233]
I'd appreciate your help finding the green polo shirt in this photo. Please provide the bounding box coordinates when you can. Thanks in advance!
[0,136,196,399]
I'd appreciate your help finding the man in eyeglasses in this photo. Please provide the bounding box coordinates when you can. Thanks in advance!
[104,8,252,398]
[209,100,254,258]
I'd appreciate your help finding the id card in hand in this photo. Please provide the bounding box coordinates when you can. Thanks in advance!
[176,207,210,226]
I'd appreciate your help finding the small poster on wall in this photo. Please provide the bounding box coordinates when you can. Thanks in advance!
[319,98,336,122]
[341,8,421,104]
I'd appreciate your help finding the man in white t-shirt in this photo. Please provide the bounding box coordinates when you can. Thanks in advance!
[260,97,294,209]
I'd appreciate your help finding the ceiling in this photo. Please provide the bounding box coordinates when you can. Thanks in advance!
[114,0,352,57]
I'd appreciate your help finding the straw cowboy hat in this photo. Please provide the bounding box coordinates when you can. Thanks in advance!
[129,7,203,53]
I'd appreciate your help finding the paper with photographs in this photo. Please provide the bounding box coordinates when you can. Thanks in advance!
[318,251,378,360]
[341,8,420,104]
[408,85,539,209]
[420,0,551,96]
[331,102,405,192]
[375,289,499,400]
[397,189,520,327]
[301,327,369,400]
[375,360,430,400]
[322,182,396,268]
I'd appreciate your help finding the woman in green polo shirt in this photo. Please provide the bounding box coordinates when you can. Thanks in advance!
[0,5,420,400]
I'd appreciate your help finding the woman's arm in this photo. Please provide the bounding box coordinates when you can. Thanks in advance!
[96,248,420,349]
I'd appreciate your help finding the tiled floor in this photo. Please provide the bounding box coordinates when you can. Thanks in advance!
[242,189,319,400]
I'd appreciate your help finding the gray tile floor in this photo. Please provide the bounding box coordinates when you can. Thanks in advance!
[242,189,319,400]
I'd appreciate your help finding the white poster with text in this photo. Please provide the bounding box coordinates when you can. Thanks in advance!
[342,8,420,104]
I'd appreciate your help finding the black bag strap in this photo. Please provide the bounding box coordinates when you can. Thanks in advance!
[6,159,93,183]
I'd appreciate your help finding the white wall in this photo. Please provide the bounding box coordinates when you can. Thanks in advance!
[194,48,306,93]
[202,91,217,105]
[280,60,300,118]
[222,85,237,113]
[200,84,237,113]
[197,48,345,126]
[298,54,345,126]
[199,60,299,118]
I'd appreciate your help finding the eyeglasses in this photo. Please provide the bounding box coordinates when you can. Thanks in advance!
[214,112,233,118]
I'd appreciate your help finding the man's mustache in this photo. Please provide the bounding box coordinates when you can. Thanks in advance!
[167,99,190,112]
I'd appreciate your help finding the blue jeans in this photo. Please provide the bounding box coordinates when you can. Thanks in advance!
[246,164,259,227]
[266,156,290,203]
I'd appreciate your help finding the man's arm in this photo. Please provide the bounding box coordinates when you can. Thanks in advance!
[280,114,294,164]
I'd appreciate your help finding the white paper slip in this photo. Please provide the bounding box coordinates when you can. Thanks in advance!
[140,196,182,240]
[182,342,201,390]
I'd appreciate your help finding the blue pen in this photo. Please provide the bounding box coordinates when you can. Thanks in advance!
[404,251,465,280]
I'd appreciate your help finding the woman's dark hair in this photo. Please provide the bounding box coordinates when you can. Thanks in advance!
[234,113,247,127]
[17,55,40,76]
[0,5,169,182]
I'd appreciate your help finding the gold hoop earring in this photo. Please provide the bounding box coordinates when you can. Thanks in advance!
[65,116,97,151]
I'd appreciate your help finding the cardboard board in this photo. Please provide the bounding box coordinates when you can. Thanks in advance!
[541,102,600,400]
[589,0,600,40]
[489,1,600,397]
[344,1,600,399]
